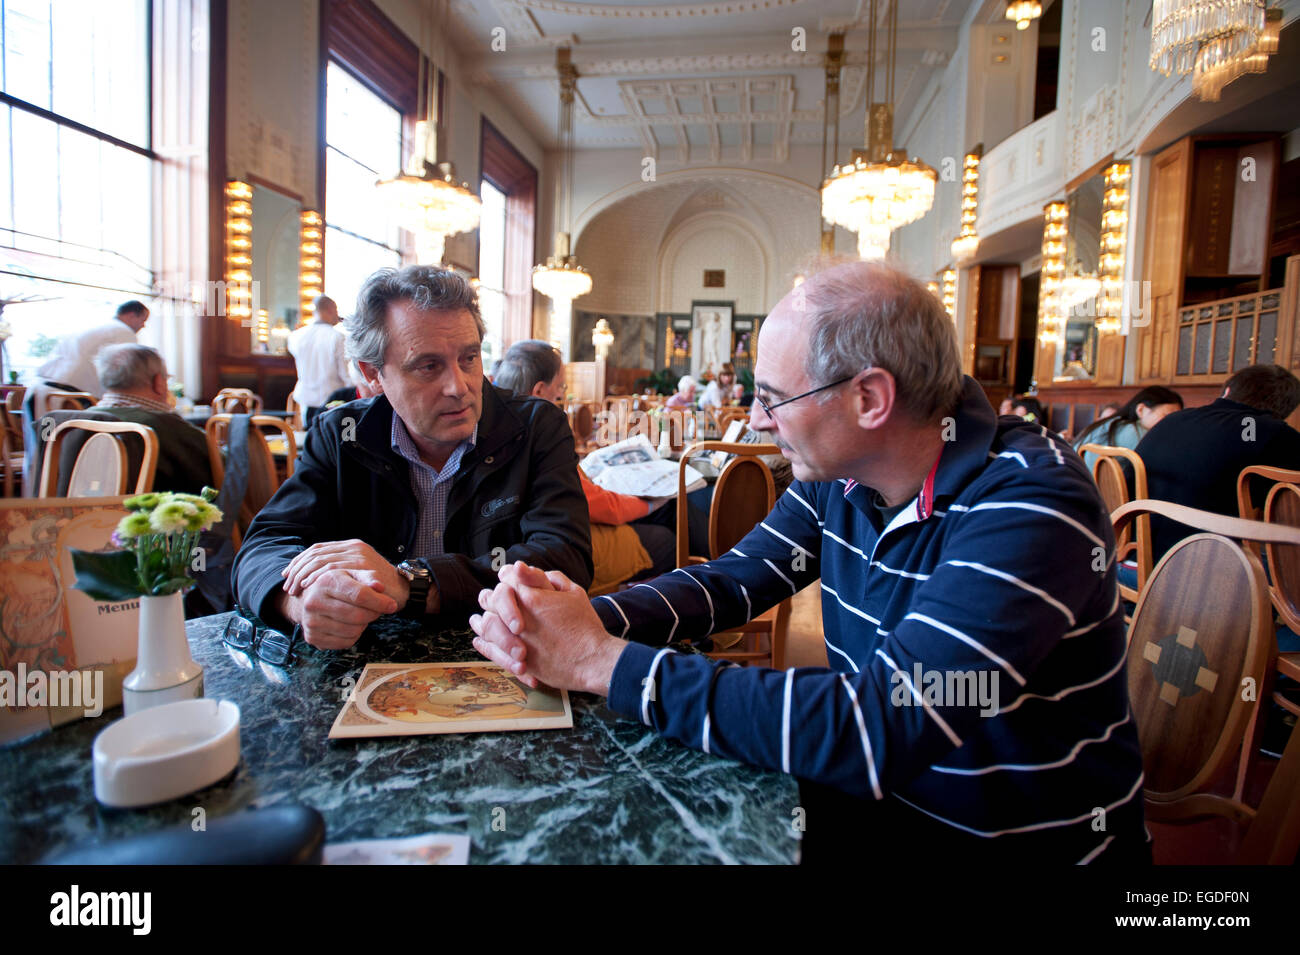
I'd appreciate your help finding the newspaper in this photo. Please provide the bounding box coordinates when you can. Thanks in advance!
[581,434,706,499]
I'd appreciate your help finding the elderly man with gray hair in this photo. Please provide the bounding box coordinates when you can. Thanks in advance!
[471,259,1149,864]
[233,264,592,649]
[91,343,212,495]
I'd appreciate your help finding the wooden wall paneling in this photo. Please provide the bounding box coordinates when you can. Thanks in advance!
[1227,139,1279,279]
[1187,146,1240,276]
[962,267,980,377]
[1139,138,1192,383]
[1034,339,1057,389]
[1095,331,1125,386]
[324,0,418,114]
[1282,255,1300,381]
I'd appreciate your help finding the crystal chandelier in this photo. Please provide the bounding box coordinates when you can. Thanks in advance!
[1149,0,1267,76]
[533,47,592,350]
[821,0,936,260]
[1005,1,1042,31]
[1192,6,1281,100]
[374,0,480,263]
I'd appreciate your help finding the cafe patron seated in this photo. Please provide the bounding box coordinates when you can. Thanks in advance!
[3,0,1300,880]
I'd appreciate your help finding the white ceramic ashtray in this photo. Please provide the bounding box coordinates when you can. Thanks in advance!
[93,699,240,808]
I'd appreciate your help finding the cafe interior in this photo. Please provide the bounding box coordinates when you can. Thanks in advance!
[2,0,1300,870]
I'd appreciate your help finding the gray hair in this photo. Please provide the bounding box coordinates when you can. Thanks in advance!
[801,259,963,422]
[95,343,165,391]
[345,265,484,369]
[494,339,563,397]
[677,375,697,393]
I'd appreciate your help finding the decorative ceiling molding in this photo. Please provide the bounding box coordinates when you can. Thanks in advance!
[516,0,810,18]
[614,75,796,162]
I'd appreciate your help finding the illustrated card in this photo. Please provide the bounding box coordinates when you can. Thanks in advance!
[324,833,471,865]
[0,496,137,742]
[328,662,572,739]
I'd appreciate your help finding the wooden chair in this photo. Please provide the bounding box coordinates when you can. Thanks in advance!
[677,440,789,669]
[205,414,297,547]
[1,389,24,497]
[1080,444,1151,604]
[567,403,594,452]
[1113,499,1300,863]
[713,406,749,431]
[284,394,304,431]
[1236,465,1300,721]
[212,388,263,415]
[38,419,158,497]
[43,390,94,412]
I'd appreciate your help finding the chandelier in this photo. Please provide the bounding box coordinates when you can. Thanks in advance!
[375,0,480,263]
[1192,6,1281,100]
[1005,1,1042,31]
[533,47,592,347]
[1149,0,1281,102]
[821,0,936,260]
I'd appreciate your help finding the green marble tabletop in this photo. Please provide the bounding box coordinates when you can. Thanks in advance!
[0,613,800,864]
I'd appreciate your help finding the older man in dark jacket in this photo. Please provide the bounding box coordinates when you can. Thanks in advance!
[232,265,592,647]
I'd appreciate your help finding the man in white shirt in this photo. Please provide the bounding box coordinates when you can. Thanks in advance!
[287,295,350,425]
[38,300,149,398]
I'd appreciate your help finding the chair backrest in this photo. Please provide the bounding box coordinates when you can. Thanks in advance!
[205,413,296,517]
[1082,444,1150,602]
[44,391,94,412]
[1114,499,1300,860]
[714,407,749,431]
[567,403,594,449]
[676,440,779,567]
[38,419,159,497]
[284,394,304,431]
[1236,465,1300,632]
[212,388,263,415]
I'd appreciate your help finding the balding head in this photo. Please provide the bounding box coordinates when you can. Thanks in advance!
[313,295,339,324]
[769,259,963,423]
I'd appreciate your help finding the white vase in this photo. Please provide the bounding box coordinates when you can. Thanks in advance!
[122,592,204,715]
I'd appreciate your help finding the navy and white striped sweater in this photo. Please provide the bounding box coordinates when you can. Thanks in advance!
[597,378,1146,862]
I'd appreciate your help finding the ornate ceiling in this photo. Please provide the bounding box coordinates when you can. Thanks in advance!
[451,0,996,161]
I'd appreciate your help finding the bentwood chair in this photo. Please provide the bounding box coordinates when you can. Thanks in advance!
[38,419,159,497]
[1080,444,1151,605]
[567,403,595,453]
[1236,465,1300,721]
[212,388,264,415]
[1113,499,1300,863]
[205,414,297,548]
[1,389,24,497]
[676,440,788,669]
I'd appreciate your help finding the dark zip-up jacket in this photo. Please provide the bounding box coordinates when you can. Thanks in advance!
[232,382,592,630]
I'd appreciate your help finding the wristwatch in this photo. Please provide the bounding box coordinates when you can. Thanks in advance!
[395,559,432,618]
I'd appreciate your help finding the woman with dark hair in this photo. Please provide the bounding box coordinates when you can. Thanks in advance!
[1072,385,1183,469]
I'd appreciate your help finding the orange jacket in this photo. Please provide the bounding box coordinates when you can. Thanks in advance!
[580,469,650,524]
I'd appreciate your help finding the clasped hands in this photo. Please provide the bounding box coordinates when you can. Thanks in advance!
[470,562,626,697]
[278,539,412,649]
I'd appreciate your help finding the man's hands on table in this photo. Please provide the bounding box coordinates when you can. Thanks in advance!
[278,539,418,649]
[470,562,627,696]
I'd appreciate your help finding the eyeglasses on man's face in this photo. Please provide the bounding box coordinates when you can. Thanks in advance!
[222,609,300,666]
[754,374,856,421]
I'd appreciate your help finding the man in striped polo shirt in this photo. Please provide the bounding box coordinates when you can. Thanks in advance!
[471,260,1148,864]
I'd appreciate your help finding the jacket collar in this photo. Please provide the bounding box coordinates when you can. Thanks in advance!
[843,375,997,528]
[931,375,999,504]
[346,379,524,473]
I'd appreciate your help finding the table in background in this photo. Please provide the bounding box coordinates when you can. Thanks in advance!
[0,614,799,864]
